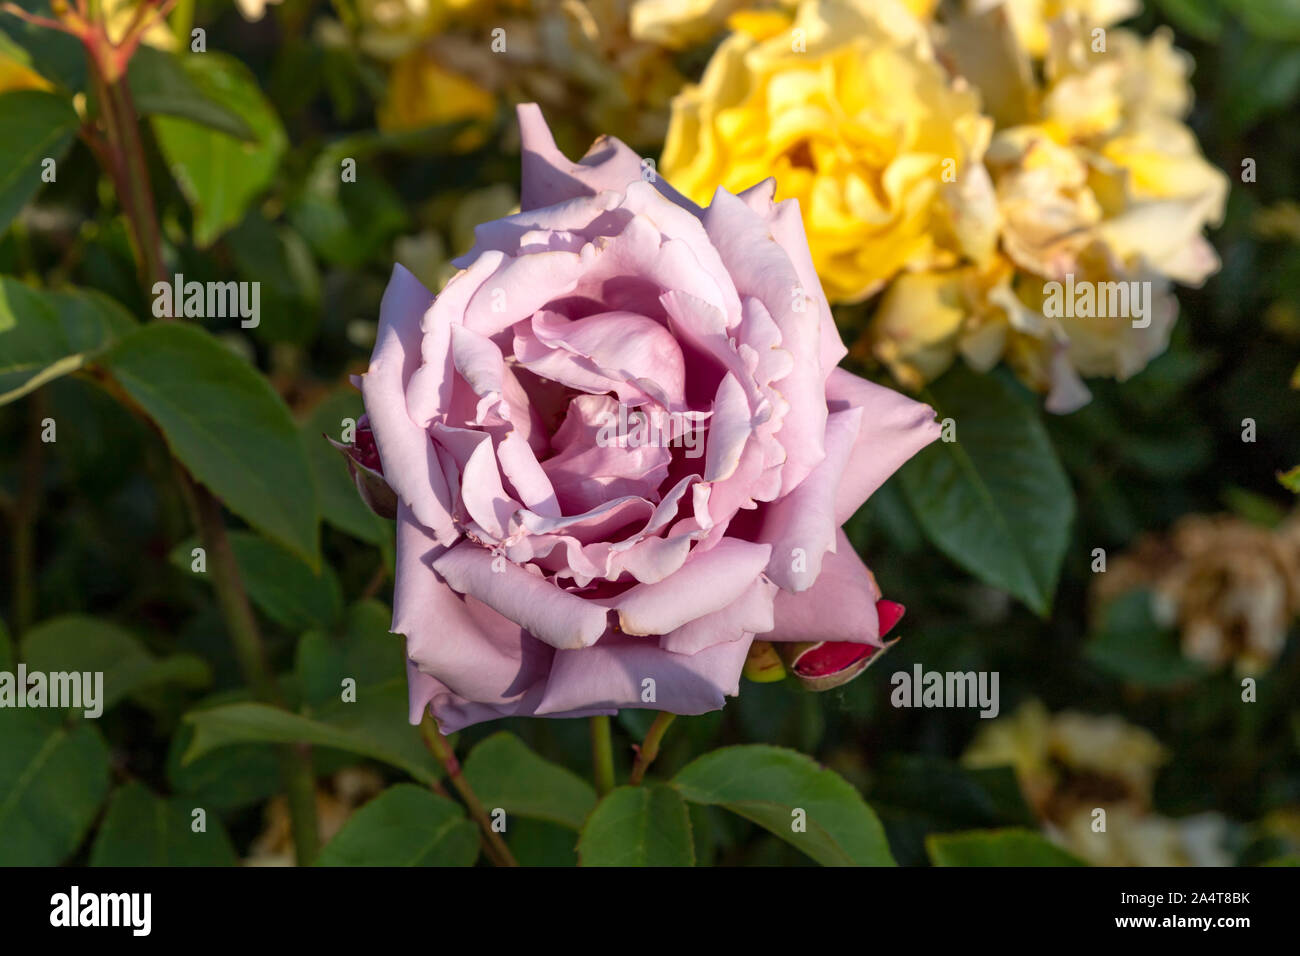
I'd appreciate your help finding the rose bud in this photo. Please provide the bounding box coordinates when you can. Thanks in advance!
[777,600,906,691]
[326,415,397,519]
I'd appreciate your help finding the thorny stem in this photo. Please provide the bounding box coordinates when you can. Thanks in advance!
[629,712,677,786]
[420,717,519,867]
[589,715,615,797]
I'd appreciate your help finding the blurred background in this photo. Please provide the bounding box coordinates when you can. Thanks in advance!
[1,0,1298,866]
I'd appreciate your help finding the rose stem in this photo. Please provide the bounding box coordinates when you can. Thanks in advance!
[77,8,319,864]
[420,718,519,867]
[589,715,616,797]
[628,712,677,785]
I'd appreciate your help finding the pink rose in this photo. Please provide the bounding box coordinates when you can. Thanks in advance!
[362,105,939,733]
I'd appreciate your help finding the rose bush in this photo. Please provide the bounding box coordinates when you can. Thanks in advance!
[361,105,939,732]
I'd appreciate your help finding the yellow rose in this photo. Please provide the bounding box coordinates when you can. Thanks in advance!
[967,0,1140,59]
[376,49,496,147]
[662,0,992,302]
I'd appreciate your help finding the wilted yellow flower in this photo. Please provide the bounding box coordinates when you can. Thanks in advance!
[964,701,1228,866]
[967,0,1140,58]
[661,0,993,302]
[1095,514,1300,675]
[867,12,1224,410]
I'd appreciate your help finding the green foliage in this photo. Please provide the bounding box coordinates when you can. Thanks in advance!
[316,785,479,866]
[927,829,1088,867]
[899,366,1074,616]
[89,782,239,866]
[0,90,77,234]
[672,745,895,866]
[0,278,135,405]
[578,785,695,866]
[103,322,320,564]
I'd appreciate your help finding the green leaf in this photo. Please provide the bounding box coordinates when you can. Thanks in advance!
[128,47,254,141]
[293,600,443,783]
[171,531,341,632]
[1085,590,1207,687]
[89,781,238,866]
[578,785,694,866]
[899,366,1074,616]
[300,389,388,544]
[0,3,86,90]
[0,711,110,865]
[152,53,287,246]
[21,614,211,714]
[316,784,479,866]
[672,745,895,866]
[296,600,399,707]
[0,277,136,405]
[102,322,319,564]
[0,90,78,235]
[1222,0,1300,40]
[927,828,1087,866]
[287,150,409,268]
[462,732,597,831]
[1153,0,1227,40]
[183,701,442,787]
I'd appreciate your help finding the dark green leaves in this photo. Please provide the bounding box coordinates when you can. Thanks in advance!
[927,828,1087,866]
[316,785,479,866]
[21,615,210,713]
[152,53,287,246]
[462,732,597,830]
[182,701,441,786]
[899,366,1074,615]
[1086,591,1207,687]
[0,278,136,405]
[578,785,694,866]
[0,90,78,234]
[128,47,254,141]
[671,745,895,866]
[0,712,110,865]
[89,782,238,866]
[103,323,319,564]
[172,531,342,632]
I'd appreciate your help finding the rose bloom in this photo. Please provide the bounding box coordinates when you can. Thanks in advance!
[660,0,992,303]
[868,15,1226,411]
[360,105,938,732]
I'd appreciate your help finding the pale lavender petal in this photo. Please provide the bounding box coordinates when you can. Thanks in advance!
[430,540,610,649]
[769,530,881,645]
[825,367,941,523]
[615,537,772,636]
[535,632,754,715]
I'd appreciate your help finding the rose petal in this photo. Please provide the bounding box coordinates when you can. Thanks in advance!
[768,530,881,644]
[430,541,610,649]
[825,367,940,523]
[361,264,458,543]
[615,537,772,636]
[535,632,754,715]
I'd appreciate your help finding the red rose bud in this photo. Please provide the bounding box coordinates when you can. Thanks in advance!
[777,600,905,691]
[742,640,787,683]
[326,417,397,519]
